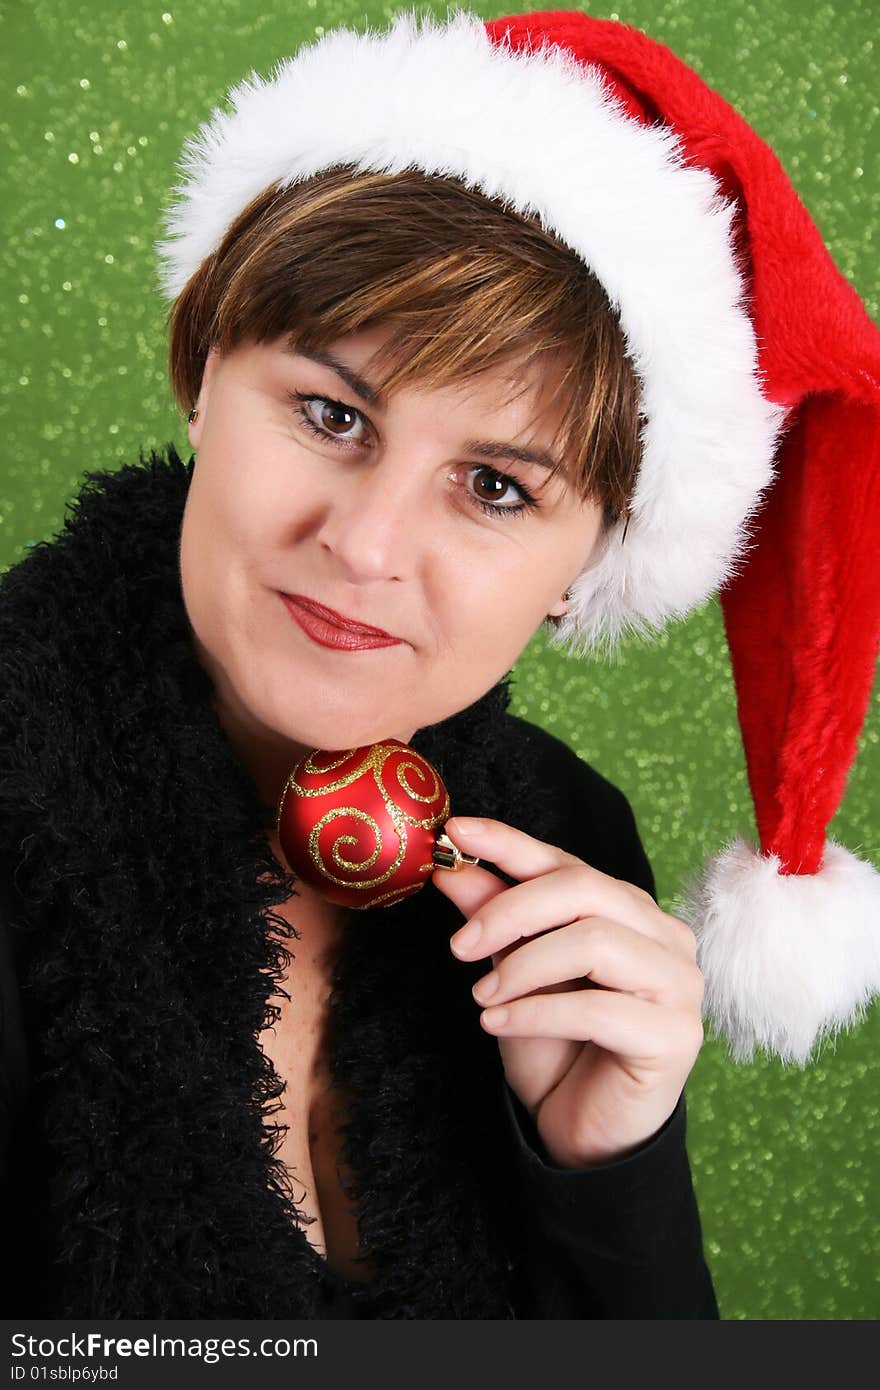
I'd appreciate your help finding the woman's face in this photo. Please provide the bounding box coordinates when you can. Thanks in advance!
[179,324,604,807]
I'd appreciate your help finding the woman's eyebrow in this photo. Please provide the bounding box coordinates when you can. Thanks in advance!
[289,343,380,406]
[286,343,561,473]
[467,439,560,473]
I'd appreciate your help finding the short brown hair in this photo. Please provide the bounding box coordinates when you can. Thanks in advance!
[165,164,642,531]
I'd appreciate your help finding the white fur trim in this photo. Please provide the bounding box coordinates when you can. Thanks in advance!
[154,5,788,654]
[672,836,880,1066]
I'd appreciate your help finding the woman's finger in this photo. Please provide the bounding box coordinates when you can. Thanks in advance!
[471,915,705,1013]
[443,816,582,879]
[430,811,579,922]
[430,857,511,922]
[449,861,678,960]
[442,816,683,942]
[479,987,704,1065]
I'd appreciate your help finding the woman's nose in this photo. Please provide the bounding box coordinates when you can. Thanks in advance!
[316,456,431,582]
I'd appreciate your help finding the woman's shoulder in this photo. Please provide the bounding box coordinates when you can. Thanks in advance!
[495,710,657,898]
[498,711,627,802]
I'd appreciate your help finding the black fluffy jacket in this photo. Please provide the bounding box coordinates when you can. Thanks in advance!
[0,446,718,1319]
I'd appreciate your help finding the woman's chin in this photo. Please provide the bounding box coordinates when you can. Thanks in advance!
[270,717,413,757]
[299,728,413,753]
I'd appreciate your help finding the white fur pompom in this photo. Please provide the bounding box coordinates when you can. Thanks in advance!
[672,836,880,1066]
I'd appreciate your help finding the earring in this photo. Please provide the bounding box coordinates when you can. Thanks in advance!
[547,588,573,624]
[188,407,200,424]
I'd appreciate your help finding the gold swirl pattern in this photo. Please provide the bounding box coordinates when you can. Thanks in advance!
[347,881,421,911]
[381,752,449,830]
[306,803,407,890]
[313,807,383,872]
[282,742,448,828]
[285,746,373,798]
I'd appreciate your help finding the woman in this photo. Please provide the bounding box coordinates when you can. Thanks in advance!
[2,8,878,1320]
[0,178,713,1318]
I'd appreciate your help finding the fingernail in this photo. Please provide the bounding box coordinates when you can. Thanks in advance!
[449,818,484,838]
[482,1007,509,1028]
[472,971,499,1002]
[451,919,482,955]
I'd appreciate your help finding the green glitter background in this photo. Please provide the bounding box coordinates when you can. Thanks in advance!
[1,0,878,1320]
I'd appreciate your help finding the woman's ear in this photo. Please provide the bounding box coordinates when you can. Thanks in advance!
[546,591,572,620]
[187,346,222,449]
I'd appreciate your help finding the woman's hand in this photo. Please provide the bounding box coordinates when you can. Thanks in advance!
[431,816,705,1169]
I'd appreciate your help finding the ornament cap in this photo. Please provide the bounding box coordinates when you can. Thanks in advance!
[433,831,480,871]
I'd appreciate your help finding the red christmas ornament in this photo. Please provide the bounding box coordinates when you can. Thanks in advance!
[276,739,479,909]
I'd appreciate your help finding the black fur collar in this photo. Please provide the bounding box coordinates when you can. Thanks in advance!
[0,445,554,1318]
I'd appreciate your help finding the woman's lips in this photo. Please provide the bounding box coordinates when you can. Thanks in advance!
[280,594,404,651]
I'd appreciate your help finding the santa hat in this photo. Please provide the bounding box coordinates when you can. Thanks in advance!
[154,7,880,1067]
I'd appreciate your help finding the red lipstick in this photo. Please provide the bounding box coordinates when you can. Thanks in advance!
[280,593,403,651]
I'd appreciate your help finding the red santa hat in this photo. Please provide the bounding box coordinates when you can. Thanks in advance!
[154,6,880,1067]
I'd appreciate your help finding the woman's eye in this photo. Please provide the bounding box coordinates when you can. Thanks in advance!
[294,394,368,445]
[464,466,533,515]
